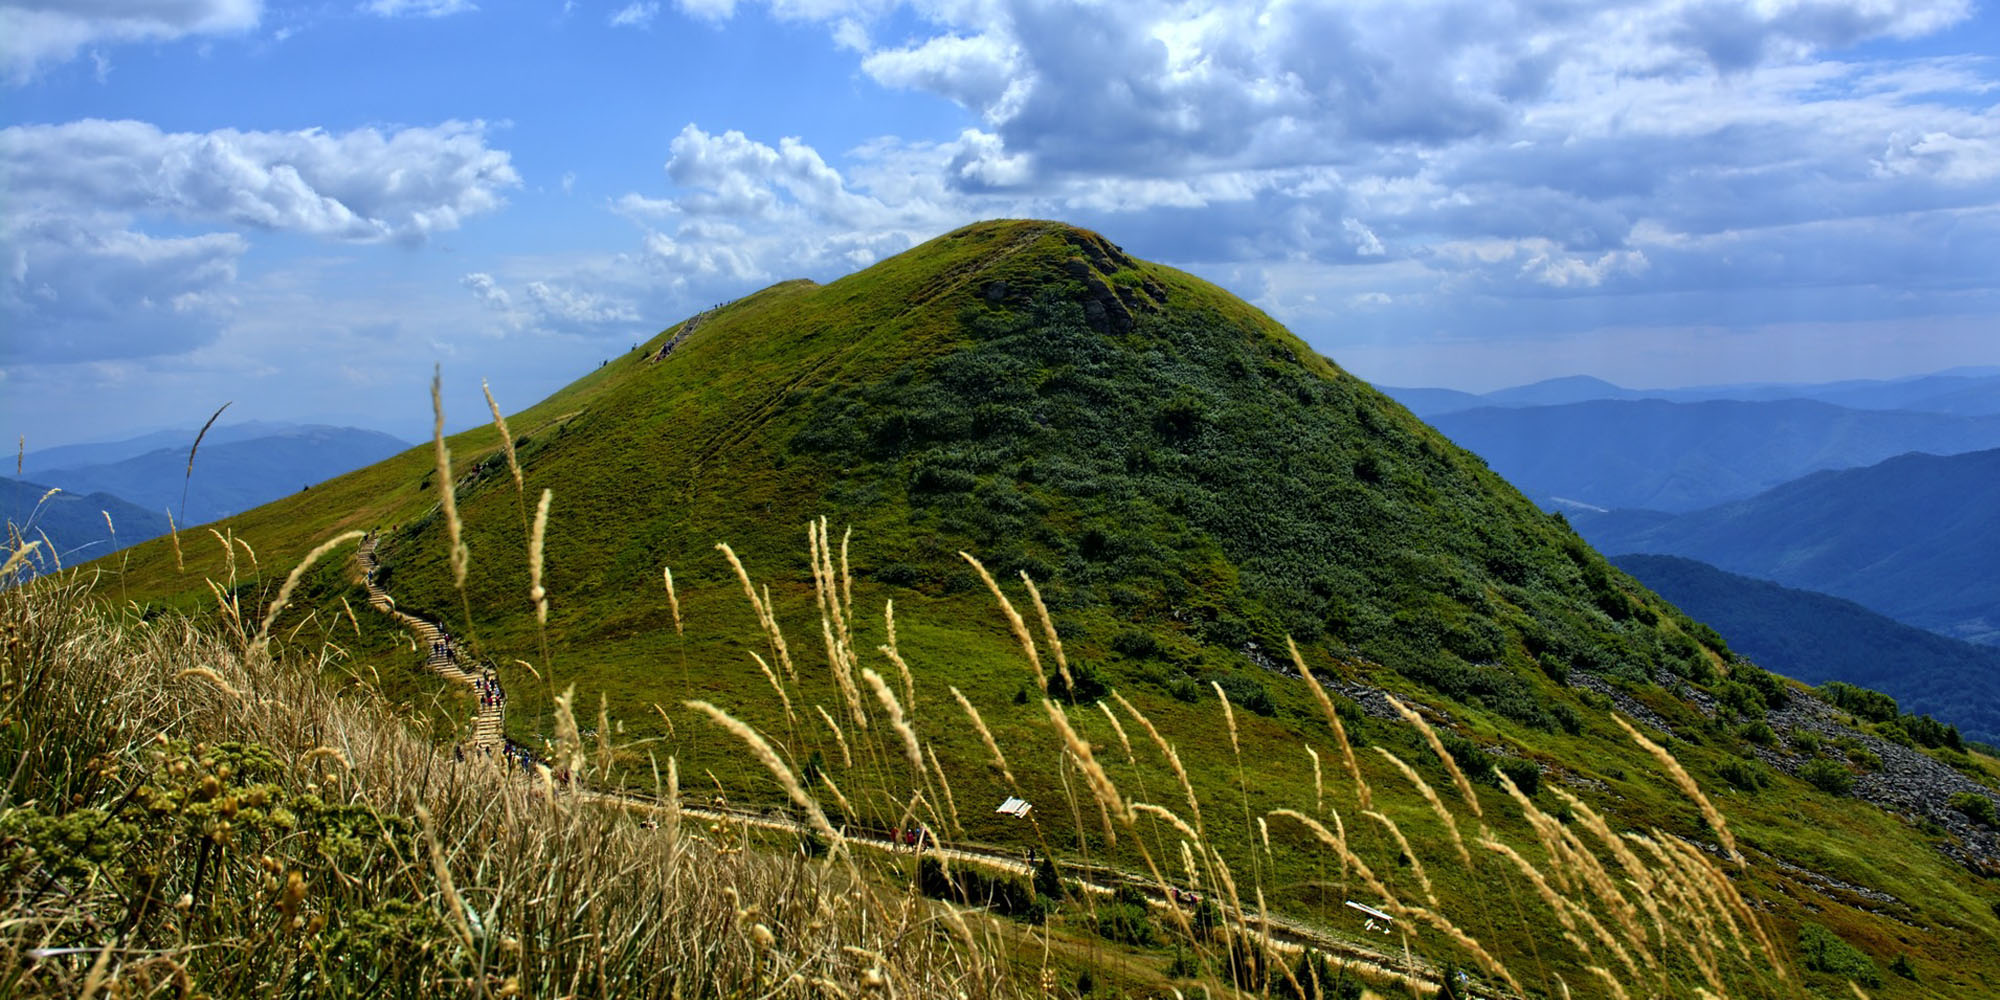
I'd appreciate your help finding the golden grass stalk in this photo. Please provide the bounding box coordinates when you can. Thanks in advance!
[429,370,469,588]
[180,401,230,523]
[1612,714,1740,865]
[1096,700,1136,765]
[662,566,682,636]
[749,652,795,723]
[1386,694,1480,818]
[958,551,1044,691]
[717,542,796,683]
[415,805,477,949]
[164,511,182,572]
[1307,744,1323,815]
[808,520,849,655]
[686,700,852,871]
[254,530,364,651]
[839,524,854,634]
[1403,904,1523,998]
[1130,802,1200,841]
[529,488,552,625]
[1112,691,1202,834]
[1211,680,1241,757]
[863,667,924,776]
[1288,638,1370,809]
[880,644,918,716]
[1364,810,1438,909]
[820,769,855,818]
[926,743,962,836]
[1587,966,1633,1000]
[1019,572,1073,692]
[174,666,243,701]
[822,615,867,730]
[1044,700,1128,832]
[949,686,1015,788]
[0,539,43,580]
[340,596,362,637]
[481,379,524,493]
[232,536,255,568]
[1478,835,1590,953]
[1373,747,1470,868]
[815,704,853,769]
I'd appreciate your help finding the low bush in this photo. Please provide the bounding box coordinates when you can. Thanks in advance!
[1799,758,1854,796]
[1718,758,1770,792]
[1949,791,1998,827]
[1798,922,1881,987]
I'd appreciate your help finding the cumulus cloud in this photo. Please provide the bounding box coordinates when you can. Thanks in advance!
[593,0,1997,350]
[1,216,244,363]
[0,118,520,366]
[0,119,520,244]
[460,271,642,334]
[1,0,260,83]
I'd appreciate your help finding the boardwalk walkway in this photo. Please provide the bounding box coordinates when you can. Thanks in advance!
[356,533,506,753]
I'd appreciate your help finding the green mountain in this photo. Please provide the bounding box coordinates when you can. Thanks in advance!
[1613,554,2000,746]
[32,425,410,528]
[1577,448,2000,647]
[100,221,2000,997]
[3,476,169,568]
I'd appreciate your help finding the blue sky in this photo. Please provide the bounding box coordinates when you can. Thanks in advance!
[4,0,1999,448]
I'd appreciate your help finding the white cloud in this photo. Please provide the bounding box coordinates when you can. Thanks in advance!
[0,119,520,244]
[0,118,519,366]
[1,0,259,83]
[609,2,660,28]
[1,215,245,363]
[362,0,477,18]
[676,0,739,21]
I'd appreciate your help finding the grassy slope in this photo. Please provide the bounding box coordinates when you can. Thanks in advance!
[100,220,2000,997]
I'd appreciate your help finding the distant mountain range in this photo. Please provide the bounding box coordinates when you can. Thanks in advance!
[18,424,410,534]
[2,478,170,570]
[1577,448,2000,647]
[1613,554,2000,746]
[1426,398,2000,512]
[1381,368,2000,418]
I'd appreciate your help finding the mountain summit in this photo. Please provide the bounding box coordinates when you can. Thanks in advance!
[127,218,1732,736]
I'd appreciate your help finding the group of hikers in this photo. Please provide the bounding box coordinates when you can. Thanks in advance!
[474,672,503,708]
[886,825,933,852]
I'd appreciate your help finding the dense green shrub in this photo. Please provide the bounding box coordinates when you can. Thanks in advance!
[1094,885,1157,946]
[916,857,1041,921]
[1718,758,1770,792]
[1215,672,1275,716]
[1739,720,1776,746]
[1799,758,1854,796]
[1789,729,1821,755]
[1498,759,1542,797]
[1820,681,1897,723]
[1046,659,1109,704]
[1949,791,1998,827]
[1798,922,1881,987]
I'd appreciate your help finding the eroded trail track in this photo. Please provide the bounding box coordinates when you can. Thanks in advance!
[353,536,1491,998]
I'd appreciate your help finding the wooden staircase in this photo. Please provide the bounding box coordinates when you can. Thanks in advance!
[357,533,506,753]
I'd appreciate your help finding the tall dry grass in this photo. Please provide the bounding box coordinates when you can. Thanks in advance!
[0,564,1018,999]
